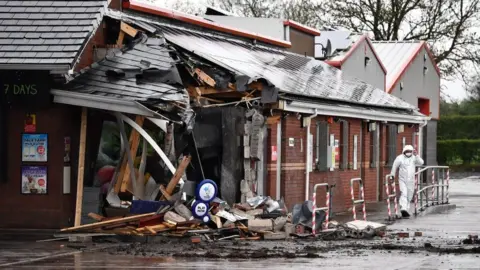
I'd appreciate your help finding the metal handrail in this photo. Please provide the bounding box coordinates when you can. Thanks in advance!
[414,166,450,215]
[350,178,367,221]
[312,183,330,236]
[384,174,399,220]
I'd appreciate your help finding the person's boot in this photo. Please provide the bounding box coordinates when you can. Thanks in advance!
[401,210,410,218]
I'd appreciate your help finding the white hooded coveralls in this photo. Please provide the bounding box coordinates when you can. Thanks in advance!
[390,145,424,212]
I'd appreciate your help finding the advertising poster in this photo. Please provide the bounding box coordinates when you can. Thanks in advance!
[21,166,47,194]
[271,146,277,161]
[24,113,36,133]
[22,134,48,162]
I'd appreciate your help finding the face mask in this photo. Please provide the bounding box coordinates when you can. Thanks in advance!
[405,153,412,157]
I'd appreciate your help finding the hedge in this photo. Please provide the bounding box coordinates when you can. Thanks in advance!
[437,139,480,164]
[438,115,480,140]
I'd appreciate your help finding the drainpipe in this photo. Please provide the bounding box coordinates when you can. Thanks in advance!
[418,119,428,157]
[305,109,318,201]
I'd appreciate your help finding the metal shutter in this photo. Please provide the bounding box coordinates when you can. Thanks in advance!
[387,125,397,165]
[340,121,349,170]
[316,121,329,171]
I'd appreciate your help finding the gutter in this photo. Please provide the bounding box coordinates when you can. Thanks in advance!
[304,109,318,201]
[51,89,157,117]
[279,100,428,124]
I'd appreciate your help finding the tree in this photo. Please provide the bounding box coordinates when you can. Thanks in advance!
[320,0,480,78]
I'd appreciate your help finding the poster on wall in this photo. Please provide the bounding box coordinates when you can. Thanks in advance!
[21,166,47,194]
[22,133,48,162]
[334,139,340,163]
[271,146,277,161]
[24,113,36,133]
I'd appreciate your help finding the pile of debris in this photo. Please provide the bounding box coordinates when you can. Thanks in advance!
[60,195,292,241]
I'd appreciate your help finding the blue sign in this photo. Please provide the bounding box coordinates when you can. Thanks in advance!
[22,134,48,162]
[191,200,209,219]
[195,179,218,203]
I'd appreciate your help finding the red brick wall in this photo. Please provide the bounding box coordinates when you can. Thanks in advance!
[265,113,420,214]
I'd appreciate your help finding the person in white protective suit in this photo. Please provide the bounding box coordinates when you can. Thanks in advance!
[390,145,424,218]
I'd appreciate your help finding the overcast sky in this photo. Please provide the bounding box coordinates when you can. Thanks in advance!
[136,0,470,102]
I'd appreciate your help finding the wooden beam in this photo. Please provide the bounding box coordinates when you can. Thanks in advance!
[120,21,138,37]
[159,185,172,200]
[88,213,105,222]
[194,68,216,87]
[160,155,192,200]
[61,213,156,232]
[74,108,88,227]
[116,31,125,46]
[119,116,145,193]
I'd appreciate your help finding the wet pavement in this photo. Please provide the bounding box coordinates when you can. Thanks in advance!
[1,176,479,269]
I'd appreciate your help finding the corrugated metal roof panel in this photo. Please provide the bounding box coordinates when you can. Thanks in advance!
[158,25,415,110]
[371,41,422,89]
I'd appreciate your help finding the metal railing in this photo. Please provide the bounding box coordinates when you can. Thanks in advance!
[312,183,331,236]
[384,174,399,220]
[350,178,367,221]
[414,166,450,215]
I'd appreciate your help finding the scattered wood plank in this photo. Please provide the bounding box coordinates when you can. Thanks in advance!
[194,68,216,87]
[120,22,138,37]
[74,107,88,227]
[114,115,145,193]
[88,213,105,222]
[145,226,157,234]
[160,155,192,200]
[61,213,156,233]
[116,31,125,45]
[159,185,172,200]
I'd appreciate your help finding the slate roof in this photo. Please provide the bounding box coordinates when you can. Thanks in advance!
[64,38,189,107]
[0,0,107,68]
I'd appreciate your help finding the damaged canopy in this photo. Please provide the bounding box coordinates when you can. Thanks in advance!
[61,34,191,123]
[106,9,416,111]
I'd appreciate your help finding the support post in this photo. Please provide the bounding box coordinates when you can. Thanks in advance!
[74,107,88,227]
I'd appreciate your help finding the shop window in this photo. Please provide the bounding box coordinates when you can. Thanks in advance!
[370,128,378,168]
[340,121,349,170]
[387,125,398,166]
[316,121,329,171]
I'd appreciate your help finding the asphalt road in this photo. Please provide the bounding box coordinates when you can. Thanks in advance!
[2,177,479,270]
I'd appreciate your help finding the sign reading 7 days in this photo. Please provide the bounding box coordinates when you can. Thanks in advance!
[1,70,51,107]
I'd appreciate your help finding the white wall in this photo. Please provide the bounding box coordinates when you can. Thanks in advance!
[389,47,440,119]
[341,39,385,91]
[204,16,285,40]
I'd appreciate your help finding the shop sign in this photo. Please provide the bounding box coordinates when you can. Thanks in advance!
[1,70,51,107]
[22,133,48,162]
[21,166,47,194]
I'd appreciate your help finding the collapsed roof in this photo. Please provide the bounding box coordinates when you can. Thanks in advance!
[107,9,417,111]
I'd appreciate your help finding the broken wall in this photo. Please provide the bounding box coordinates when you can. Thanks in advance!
[191,106,246,205]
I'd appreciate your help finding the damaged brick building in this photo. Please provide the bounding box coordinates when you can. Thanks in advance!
[0,0,429,229]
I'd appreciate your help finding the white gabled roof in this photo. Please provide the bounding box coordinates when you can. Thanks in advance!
[371,41,440,92]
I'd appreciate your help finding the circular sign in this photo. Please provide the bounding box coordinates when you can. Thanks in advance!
[37,179,45,187]
[191,201,209,219]
[196,179,217,203]
[37,145,45,155]
[202,215,210,223]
